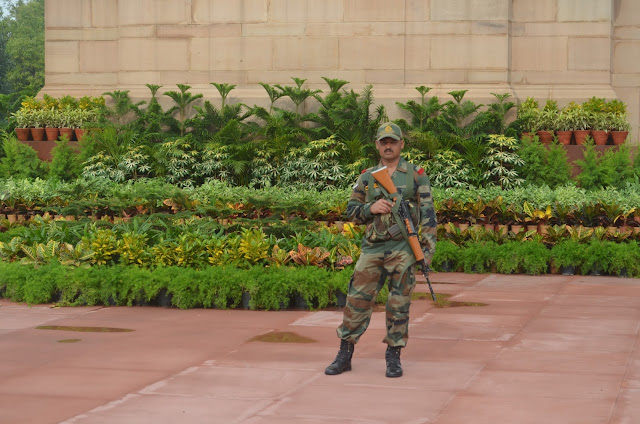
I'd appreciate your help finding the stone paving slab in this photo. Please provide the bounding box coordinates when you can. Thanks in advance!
[1,272,639,424]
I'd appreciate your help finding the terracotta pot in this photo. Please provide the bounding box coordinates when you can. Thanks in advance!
[538,224,549,235]
[573,130,590,145]
[15,128,31,141]
[555,130,573,145]
[510,224,523,234]
[457,223,469,232]
[536,131,554,145]
[45,127,60,142]
[58,127,75,141]
[75,128,86,142]
[484,223,496,232]
[591,130,609,145]
[610,131,629,145]
[30,127,45,141]
[496,225,508,235]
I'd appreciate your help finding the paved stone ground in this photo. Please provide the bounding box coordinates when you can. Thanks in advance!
[1,272,640,424]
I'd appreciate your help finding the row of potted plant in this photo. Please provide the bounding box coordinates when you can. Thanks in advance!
[519,97,632,145]
[0,261,355,310]
[437,198,640,229]
[11,95,103,142]
[433,239,640,277]
[2,178,640,228]
[0,237,637,310]
[2,213,639,275]
[0,215,362,270]
[438,222,640,248]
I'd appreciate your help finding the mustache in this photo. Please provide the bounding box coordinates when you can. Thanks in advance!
[384,149,393,153]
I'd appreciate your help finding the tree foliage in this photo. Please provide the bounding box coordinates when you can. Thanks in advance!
[0,0,45,126]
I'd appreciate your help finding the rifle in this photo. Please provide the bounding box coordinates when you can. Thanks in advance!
[371,166,437,301]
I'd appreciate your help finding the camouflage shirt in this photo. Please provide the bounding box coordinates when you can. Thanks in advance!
[347,157,437,261]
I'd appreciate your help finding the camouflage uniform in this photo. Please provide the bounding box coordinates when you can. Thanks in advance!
[336,156,437,347]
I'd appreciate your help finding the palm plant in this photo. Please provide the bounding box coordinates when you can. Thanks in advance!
[484,92,516,135]
[132,84,169,138]
[435,90,483,139]
[163,84,204,135]
[275,77,321,117]
[102,90,144,126]
[395,86,442,132]
[211,82,236,110]
[259,82,286,114]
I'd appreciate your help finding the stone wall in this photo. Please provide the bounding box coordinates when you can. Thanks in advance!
[43,0,640,143]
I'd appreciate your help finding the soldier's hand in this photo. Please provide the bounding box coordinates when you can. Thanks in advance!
[370,199,394,215]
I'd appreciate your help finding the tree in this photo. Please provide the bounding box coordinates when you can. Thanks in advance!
[0,0,44,127]
[3,0,44,96]
[0,7,11,94]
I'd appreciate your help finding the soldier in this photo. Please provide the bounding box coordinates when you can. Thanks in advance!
[325,122,437,378]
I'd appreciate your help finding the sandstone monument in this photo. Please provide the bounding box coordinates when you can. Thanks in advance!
[43,0,640,142]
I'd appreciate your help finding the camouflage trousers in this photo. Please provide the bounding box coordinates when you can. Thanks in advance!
[336,249,416,347]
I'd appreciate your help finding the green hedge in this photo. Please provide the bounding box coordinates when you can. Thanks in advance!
[431,239,640,277]
[0,262,353,310]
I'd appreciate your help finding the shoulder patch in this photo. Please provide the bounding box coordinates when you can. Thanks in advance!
[361,169,367,174]
[417,167,425,176]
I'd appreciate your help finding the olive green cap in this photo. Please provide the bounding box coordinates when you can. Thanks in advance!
[375,122,403,142]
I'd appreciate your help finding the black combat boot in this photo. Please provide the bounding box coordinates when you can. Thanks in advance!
[325,339,355,375]
[385,345,403,378]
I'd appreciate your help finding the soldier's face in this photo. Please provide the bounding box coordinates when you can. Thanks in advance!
[376,137,404,161]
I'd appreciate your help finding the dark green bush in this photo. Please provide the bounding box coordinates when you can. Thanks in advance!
[460,241,496,273]
[431,240,461,272]
[519,241,551,275]
[550,240,584,272]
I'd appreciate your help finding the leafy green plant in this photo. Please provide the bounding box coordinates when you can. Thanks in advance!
[81,126,150,182]
[117,232,149,266]
[542,142,572,188]
[580,240,613,275]
[395,86,441,132]
[276,77,321,116]
[485,92,517,135]
[259,82,285,114]
[102,90,144,126]
[516,97,540,133]
[607,113,631,132]
[163,84,204,135]
[437,90,483,138]
[49,137,82,182]
[575,140,602,190]
[0,236,25,261]
[608,241,640,277]
[20,239,60,267]
[154,135,201,187]
[80,228,118,265]
[237,227,270,267]
[481,134,524,189]
[519,241,551,275]
[517,137,547,186]
[550,240,584,272]
[493,241,520,274]
[460,241,495,273]
[429,150,472,189]
[431,240,460,271]
[0,132,46,179]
